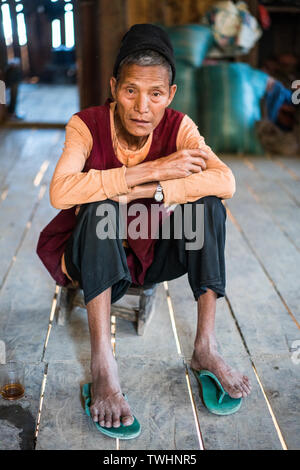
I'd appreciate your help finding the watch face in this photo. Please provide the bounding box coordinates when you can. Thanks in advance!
[155,192,164,202]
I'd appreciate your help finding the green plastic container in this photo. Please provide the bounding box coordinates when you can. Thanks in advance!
[170,62,198,124]
[196,63,269,154]
[164,24,214,67]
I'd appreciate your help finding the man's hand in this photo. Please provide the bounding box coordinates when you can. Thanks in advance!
[152,149,209,181]
[125,148,209,188]
[110,182,157,204]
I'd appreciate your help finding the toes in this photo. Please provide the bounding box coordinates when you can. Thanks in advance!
[104,412,113,428]
[121,402,134,426]
[241,380,251,396]
[236,382,248,398]
[243,375,251,387]
[228,379,251,398]
[90,405,99,422]
[230,390,243,399]
[98,409,105,427]
[244,376,252,391]
[90,393,133,428]
[227,384,243,399]
[112,412,121,428]
[122,414,134,426]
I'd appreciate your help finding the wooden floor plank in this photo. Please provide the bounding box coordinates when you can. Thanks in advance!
[225,214,298,354]
[252,355,300,450]
[0,128,64,450]
[0,128,63,359]
[17,84,79,124]
[35,361,116,450]
[0,130,62,288]
[227,155,300,206]
[115,284,180,360]
[0,187,57,362]
[117,356,200,450]
[0,128,31,193]
[223,156,300,250]
[225,218,300,448]
[167,276,282,450]
[223,164,300,325]
[0,362,44,450]
[273,156,300,180]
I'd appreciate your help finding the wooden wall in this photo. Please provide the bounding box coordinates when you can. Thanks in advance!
[126,0,217,26]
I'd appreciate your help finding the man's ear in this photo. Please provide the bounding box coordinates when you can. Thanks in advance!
[110,77,117,100]
[167,84,177,107]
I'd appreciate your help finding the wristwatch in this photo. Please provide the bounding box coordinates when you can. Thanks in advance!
[154,183,164,202]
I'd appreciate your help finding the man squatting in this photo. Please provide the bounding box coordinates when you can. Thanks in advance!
[39,24,251,430]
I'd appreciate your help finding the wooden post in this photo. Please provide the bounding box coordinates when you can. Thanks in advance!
[76,0,127,109]
[7,0,21,60]
[75,0,101,109]
[97,0,127,105]
[24,5,52,79]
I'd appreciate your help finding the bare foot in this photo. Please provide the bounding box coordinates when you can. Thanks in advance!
[191,338,252,399]
[90,349,134,428]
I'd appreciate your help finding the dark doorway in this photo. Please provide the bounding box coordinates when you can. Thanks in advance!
[0,0,79,125]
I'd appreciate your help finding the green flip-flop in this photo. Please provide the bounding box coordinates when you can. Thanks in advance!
[82,383,141,439]
[192,369,242,415]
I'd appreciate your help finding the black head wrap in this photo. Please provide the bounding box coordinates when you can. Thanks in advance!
[113,24,176,84]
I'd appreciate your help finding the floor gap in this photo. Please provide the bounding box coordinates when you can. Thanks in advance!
[33,362,48,449]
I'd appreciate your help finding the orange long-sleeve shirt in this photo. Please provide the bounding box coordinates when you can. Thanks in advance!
[50,102,236,281]
[50,102,236,209]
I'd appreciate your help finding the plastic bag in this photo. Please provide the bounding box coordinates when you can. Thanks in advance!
[163,24,214,67]
[170,63,198,123]
[203,1,262,54]
[196,63,269,154]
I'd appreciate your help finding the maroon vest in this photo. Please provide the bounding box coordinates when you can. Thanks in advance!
[36,100,184,286]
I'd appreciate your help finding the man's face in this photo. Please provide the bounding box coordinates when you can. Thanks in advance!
[110,64,177,137]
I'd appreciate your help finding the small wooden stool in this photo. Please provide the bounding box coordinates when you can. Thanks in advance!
[54,283,157,336]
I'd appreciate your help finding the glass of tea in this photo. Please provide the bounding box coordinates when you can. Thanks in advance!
[0,361,25,400]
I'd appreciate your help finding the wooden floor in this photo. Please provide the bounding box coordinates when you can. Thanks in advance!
[7,83,79,124]
[0,126,299,450]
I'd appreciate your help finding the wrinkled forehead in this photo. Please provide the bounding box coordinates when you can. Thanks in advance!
[117,63,170,88]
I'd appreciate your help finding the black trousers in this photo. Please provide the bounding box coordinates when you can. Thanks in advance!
[64,196,227,305]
